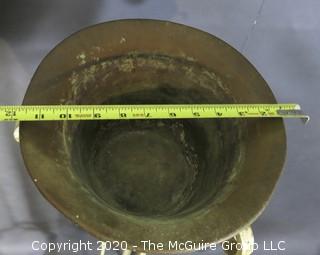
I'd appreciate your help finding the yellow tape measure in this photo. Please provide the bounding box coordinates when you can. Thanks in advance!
[0,104,309,122]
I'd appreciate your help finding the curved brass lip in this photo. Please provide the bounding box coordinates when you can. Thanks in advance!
[19,19,286,252]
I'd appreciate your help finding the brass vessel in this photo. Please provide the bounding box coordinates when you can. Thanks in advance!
[20,20,286,252]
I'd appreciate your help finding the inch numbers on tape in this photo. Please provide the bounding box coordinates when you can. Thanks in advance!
[0,104,309,123]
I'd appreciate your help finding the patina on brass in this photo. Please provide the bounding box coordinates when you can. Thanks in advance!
[19,20,286,252]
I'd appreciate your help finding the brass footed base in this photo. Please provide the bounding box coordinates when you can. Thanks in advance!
[224,226,254,255]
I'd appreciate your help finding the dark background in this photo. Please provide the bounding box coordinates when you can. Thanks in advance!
[0,0,319,254]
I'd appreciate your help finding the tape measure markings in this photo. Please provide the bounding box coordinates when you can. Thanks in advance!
[0,104,309,122]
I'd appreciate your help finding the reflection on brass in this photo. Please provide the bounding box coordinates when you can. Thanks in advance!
[224,226,254,255]
[19,20,286,253]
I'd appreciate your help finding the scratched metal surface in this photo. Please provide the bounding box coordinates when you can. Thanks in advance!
[0,0,319,254]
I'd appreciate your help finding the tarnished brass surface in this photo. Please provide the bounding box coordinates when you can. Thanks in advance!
[19,19,286,252]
